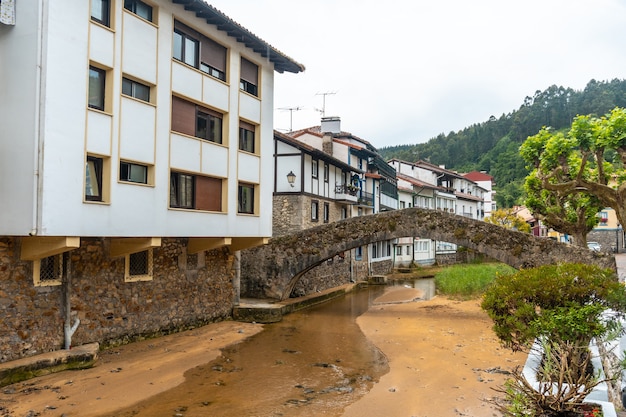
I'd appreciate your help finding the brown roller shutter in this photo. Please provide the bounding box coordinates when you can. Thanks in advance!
[201,37,227,73]
[195,176,222,212]
[171,96,196,136]
[240,58,258,84]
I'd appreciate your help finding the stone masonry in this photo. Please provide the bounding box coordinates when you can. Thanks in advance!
[242,207,617,300]
[0,237,234,362]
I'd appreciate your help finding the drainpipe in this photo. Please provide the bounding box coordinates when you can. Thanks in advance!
[232,250,240,306]
[63,254,80,350]
[31,0,48,236]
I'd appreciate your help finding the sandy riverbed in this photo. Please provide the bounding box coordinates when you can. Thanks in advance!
[0,291,526,416]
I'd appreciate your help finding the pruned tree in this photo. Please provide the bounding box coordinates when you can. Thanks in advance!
[519,107,626,228]
[524,170,603,246]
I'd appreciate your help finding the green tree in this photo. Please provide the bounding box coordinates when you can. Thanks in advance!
[524,170,603,246]
[520,107,626,228]
[484,208,531,233]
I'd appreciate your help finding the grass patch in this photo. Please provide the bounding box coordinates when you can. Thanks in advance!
[434,263,516,299]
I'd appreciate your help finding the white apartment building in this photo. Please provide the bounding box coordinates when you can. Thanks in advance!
[0,0,302,361]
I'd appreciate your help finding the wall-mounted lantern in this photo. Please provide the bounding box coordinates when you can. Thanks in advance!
[287,171,296,187]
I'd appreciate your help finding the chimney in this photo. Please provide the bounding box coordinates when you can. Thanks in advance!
[320,116,341,134]
[321,117,340,156]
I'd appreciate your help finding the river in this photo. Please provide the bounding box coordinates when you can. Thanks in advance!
[109,283,416,417]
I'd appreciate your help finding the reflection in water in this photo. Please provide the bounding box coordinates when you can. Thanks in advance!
[111,286,390,417]
[390,277,436,300]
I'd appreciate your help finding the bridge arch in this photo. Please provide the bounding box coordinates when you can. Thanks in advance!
[241,207,615,300]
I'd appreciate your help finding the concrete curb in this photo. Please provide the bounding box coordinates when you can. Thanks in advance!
[0,342,99,387]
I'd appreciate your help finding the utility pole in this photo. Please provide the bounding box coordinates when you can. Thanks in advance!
[278,106,302,132]
[315,91,336,117]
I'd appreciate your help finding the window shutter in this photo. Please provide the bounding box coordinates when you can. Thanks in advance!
[171,96,196,136]
[201,37,227,73]
[195,176,222,211]
[240,58,258,85]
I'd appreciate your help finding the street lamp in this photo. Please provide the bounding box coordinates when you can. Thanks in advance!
[286,171,296,187]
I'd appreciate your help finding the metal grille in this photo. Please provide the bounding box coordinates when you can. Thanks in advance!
[129,250,150,276]
[39,253,67,284]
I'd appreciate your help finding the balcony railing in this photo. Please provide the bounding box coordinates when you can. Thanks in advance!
[335,184,358,203]
[358,190,374,207]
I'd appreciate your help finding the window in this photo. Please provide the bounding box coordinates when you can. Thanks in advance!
[196,110,223,144]
[170,172,194,209]
[323,202,329,223]
[311,201,319,221]
[312,160,319,178]
[122,77,150,102]
[88,66,106,110]
[323,163,329,183]
[173,21,227,81]
[238,183,255,214]
[173,29,199,68]
[341,206,347,220]
[170,171,223,211]
[33,253,69,287]
[125,249,153,282]
[200,37,227,81]
[239,121,256,153]
[120,161,148,184]
[395,246,402,256]
[91,0,110,27]
[406,246,411,256]
[171,96,223,144]
[400,201,406,209]
[240,58,258,96]
[355,246,363,261]
[85,155,104,201]
[124,0,152,21]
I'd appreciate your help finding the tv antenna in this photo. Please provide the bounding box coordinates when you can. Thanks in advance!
[315,91,336,117]
[278,106,302,132]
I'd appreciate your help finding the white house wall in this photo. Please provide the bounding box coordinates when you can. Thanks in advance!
[0,3,41,234]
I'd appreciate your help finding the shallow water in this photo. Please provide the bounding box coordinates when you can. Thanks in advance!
[109,285,398,417]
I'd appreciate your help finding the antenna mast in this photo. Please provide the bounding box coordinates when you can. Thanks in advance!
[315,91,336,117]
[278,106,302,132]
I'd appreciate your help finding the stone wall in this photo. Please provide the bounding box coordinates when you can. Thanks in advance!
[0,237,234,362]
[370,259,393,276]
[587,229,624,253]
[267,194,369,297]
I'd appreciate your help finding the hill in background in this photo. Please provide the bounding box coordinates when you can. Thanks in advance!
[378,79,626,208]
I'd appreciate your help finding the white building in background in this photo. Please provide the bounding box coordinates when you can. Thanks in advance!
[388,159,488,267]
[0,0,303,280]
[463,171,496,218]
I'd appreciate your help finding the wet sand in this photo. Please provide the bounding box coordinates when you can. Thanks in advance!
[0,291,525,416]
[344,288,526,417]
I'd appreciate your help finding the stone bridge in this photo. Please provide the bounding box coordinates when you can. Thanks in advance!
[241,207,616,300]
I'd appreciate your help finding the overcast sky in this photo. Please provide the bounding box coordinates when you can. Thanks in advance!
[207,0,626,149]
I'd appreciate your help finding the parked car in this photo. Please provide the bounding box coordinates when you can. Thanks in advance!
[587,242,601,252]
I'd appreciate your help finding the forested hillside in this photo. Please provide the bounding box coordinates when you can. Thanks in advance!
[378,79,626,208]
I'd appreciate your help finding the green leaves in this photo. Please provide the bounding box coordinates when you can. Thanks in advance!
[481,263,626,351]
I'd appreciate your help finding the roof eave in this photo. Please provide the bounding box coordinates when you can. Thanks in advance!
[171,0,305,74]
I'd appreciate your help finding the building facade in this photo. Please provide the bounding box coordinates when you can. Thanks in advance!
[0,1,302,361]
[388,159,487,266]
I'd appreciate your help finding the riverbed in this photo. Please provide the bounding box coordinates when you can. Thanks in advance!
[0,285,525,416]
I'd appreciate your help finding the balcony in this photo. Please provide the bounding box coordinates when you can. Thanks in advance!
[335,184,358,203]
[357,190,374,207]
